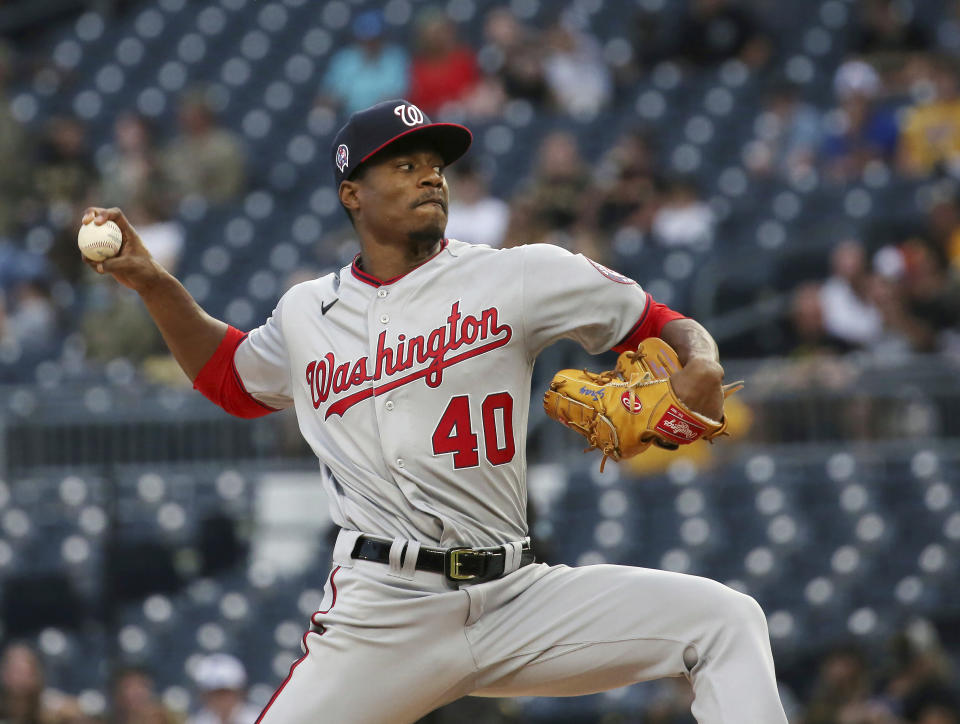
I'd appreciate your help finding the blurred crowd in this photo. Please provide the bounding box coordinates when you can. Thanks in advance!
[0,644,262,724]
[0,0,957,381]
[0,35,242,377]
[0,0,956,383]
[2,617,958,723]
[776,50,960,365]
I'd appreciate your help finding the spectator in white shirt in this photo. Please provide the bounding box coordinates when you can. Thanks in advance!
[819,239,884,347]
[187,654,261,724]
[444,159,510,248]
[652,178,715,249]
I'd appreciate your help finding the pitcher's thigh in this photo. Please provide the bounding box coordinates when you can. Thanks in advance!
[470,564,757,697]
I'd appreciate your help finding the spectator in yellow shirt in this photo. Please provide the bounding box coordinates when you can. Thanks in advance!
[899,56,960,176]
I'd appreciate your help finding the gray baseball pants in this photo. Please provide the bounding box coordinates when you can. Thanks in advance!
[256,529,788,724]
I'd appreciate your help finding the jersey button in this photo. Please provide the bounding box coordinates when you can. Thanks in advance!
[377,288,388,298]
[380,314,389,324]
[396,458,405,468]
[384,401,395,411]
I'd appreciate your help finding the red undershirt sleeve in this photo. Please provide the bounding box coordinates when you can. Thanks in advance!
[611,295,687,354]
[192,326,280,419]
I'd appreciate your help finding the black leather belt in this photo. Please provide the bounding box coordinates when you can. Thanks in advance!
[351,535,535,583]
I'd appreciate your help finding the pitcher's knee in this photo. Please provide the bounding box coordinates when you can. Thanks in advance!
[718,588,770,640]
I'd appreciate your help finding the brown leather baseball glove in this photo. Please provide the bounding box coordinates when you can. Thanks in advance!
[543,338,743,471]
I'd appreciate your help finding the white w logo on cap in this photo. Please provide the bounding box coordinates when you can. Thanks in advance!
[394,104,425,127]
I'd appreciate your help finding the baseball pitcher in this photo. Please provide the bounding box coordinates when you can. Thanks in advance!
[82,99,788,724]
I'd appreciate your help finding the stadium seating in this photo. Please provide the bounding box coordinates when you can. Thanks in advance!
[2,442,958,715]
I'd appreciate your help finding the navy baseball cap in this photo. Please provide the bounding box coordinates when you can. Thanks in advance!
[331,99,472,185]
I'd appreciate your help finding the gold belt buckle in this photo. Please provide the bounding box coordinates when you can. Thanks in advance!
[446,547,480,581]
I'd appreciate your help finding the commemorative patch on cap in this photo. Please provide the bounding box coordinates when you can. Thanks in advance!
[336,144,349,173]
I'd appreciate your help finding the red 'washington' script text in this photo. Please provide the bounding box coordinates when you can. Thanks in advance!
[306,302,512,419]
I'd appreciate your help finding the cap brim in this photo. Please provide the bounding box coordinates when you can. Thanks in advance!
[357,123,473,170]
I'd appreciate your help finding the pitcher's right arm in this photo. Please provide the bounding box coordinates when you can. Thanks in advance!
[82,207,283,418]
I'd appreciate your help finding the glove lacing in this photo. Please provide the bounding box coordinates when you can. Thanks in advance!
[585,417,618,473]
[581,345,653,387]
[581,367,620,386]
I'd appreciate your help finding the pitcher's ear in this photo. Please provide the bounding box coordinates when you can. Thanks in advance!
[339,180,360,215]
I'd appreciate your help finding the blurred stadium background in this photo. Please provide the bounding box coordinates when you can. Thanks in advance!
[0,0,959,722]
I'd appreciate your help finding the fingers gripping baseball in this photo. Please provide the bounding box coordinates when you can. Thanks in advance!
[79,207,160,291]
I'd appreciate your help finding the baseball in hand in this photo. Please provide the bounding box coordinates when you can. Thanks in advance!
[78,219,123,262]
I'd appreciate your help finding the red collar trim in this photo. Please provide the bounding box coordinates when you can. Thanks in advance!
[351,239,449,288]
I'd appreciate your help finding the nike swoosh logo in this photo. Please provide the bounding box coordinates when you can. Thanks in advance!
[321,299,339,316]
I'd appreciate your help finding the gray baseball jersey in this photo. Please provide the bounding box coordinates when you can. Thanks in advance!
[234,239,646,548]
